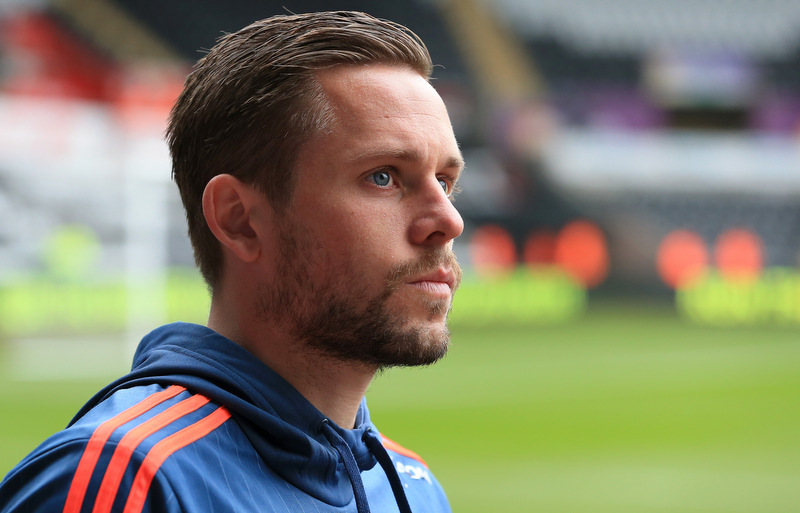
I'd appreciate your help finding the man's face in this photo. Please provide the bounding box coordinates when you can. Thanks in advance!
[256,64,464,369]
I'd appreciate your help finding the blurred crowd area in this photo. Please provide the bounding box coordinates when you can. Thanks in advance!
[2,0,800,336]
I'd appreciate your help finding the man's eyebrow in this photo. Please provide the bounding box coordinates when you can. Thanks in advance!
[352,148,465,172]
[446,155,466,173]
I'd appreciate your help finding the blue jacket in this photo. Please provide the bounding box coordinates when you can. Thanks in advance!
[0,323,451,513]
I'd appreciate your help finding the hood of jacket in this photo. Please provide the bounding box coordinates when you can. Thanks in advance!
[70,322,380,508]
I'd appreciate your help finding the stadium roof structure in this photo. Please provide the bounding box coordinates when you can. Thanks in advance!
[485,0,800,59]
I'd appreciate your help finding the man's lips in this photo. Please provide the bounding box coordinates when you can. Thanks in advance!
[407,268,457,295]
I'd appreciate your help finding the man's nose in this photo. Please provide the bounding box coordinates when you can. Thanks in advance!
[409,180,464,247]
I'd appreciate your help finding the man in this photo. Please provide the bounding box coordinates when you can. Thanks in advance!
[0,10,463,513]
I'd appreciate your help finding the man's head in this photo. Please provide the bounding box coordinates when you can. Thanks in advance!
[167,11,433,289]
[169,12,464,369]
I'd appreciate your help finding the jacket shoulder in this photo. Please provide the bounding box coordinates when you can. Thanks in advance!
[380,434,429,467]
[377,434,452,513]
[0,384,231,513]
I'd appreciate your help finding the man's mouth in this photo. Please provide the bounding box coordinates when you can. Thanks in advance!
[408,268,457,296]
[386,250,462,297]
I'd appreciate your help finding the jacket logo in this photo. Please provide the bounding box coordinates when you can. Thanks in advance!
[395,461,431,484]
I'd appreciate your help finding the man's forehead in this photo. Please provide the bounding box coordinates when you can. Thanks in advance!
[311,64,463,172]
[316,64,439,114]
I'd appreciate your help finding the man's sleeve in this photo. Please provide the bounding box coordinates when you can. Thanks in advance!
[0,439,178,513]
[1,439,86,512]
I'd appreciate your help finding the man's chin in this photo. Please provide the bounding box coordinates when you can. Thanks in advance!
[378,321,451,368]
[292,284,453,369]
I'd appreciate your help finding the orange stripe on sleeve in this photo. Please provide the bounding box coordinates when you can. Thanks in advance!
[63,385,186,513]
[91,394,211,513]
[122,406,232,513]
[380,435,429,468]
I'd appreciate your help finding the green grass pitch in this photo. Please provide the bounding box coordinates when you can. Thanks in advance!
[2,302,799,512]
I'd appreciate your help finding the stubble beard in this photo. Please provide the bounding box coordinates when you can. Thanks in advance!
[255,224,461,369]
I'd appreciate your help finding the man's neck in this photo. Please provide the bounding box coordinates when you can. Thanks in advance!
[287,353,376,428]
[208,308,376,429]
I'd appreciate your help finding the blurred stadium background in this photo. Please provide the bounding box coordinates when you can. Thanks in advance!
[1,0,799,511]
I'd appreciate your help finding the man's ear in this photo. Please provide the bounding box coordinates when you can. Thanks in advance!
[202,174,267,263]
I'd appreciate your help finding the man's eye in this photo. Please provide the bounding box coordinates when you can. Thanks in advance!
[438,178,450,194]
[369,170,393,187]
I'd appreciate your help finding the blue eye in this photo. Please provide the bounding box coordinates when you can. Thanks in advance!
[369,170,393,187]
[438,178,449,194]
